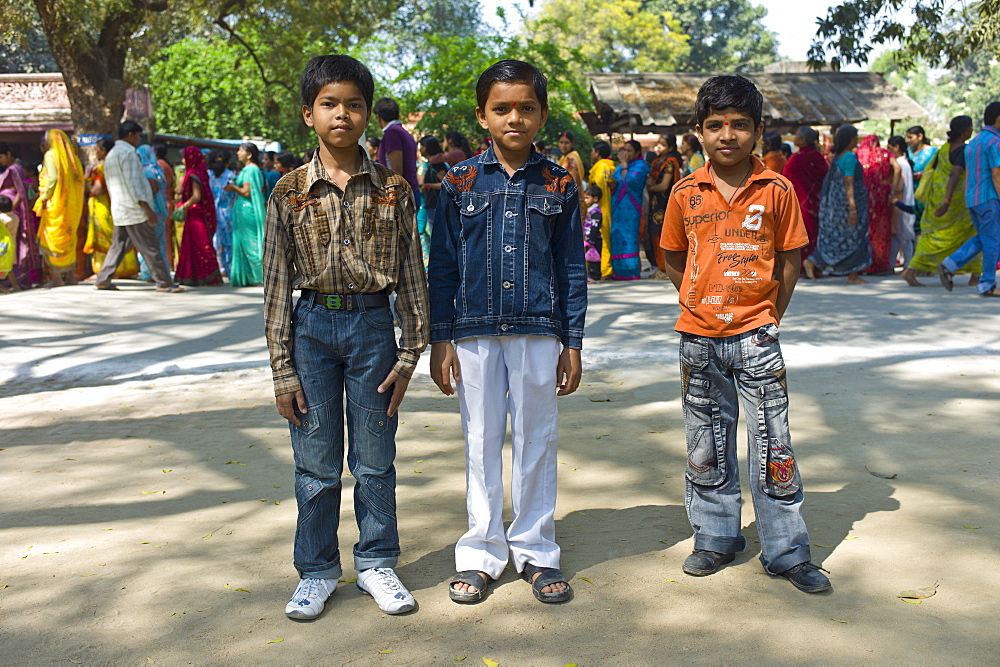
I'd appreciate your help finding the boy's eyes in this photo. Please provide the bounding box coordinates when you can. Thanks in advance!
[492,105,535,113]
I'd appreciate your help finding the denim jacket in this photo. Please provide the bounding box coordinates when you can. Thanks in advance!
[428,146,587,348]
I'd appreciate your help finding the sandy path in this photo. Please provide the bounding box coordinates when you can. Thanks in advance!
[1,277,998,663]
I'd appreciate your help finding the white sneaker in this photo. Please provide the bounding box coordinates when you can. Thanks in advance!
[285,577,337,619]
[356,567,416,614]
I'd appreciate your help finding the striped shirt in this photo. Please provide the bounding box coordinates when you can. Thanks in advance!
[103,140,154,226]
[964,125,1000,208]
[263,148,429,397]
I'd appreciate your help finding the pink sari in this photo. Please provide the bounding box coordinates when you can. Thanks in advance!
[174,147,221,286]
[0,162,42,286]
[856,135,894,273]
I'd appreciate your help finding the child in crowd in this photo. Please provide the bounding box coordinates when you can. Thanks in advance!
[0,194,18,290]
[661,75,830,594]
[428,59,587,605]
[583,185,604,281]
[887,136,916,273]
[263,54,429,620]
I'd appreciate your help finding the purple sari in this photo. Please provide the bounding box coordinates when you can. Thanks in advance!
[0,162,42,286]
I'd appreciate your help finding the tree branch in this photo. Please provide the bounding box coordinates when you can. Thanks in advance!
[213,14,293,93]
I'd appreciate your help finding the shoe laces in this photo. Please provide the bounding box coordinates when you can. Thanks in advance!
[370,568,403,592]
[797,562,830,574]
[295,578,325,600]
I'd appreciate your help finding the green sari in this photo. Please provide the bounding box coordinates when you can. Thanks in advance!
[230,162,265,286]
[909,144,981,274]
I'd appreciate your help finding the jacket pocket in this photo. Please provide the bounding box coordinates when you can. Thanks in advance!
[526,194,563,219]
[459,192,490,218]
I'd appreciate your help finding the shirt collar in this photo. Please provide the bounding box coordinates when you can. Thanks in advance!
[982,125,1000,139]
[477,144,545,170]
[306,145,383,191]
[696,155,769,187]
[382,120,402,131]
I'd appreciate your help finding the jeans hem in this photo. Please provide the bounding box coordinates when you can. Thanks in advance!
[355,555,399,572]
[296,563,343,580]
[761,547,812,575]
[693,534,746,554]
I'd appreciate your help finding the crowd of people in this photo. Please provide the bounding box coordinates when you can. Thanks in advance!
[0,126,306,293]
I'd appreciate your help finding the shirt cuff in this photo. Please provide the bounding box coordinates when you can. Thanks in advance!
[392,349,420,380]
[429,323,453,343]
[562,329,584,350]
[272,369,302,397]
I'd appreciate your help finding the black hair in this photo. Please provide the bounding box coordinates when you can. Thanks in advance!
[374,97,400,122]
[97,138,115,153]
[419,135,443,156]
[153,144,169,161]
[558,130,575,145]
[118,120,143,138]
[585,185,602,199]
[304,147,317,162]
[795,126,818,149]
[947,115,973,141]
[0,194,12,213]
[660,133,678,150]
[534,139,547,151]
[445,130,472,159]
[0,141,10,155]
[300,55,374,113]
[276,151,301,170]
[695,75,763,127]
[763,131,783,153]
[475,59,548,110]
[832,125,858,155]
[887,136,914,170]
[984,103,1000,127]
[367,137,380,149]
[682,133,702,154]
[905,125,930,146]
[624,139,642,156]
[592,140,611,159]
[239,142,260,165]
[207,149,231,177]
[780,142,792,158]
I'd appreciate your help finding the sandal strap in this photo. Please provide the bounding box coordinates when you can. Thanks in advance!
[450,570,488,589]
[523,565,567,589]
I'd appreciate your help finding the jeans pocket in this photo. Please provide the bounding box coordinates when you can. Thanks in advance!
[679,335,710,371]
[684,379,727,487]
[755,381,800,498]
[365,407,393,438]
[361,305,395,332]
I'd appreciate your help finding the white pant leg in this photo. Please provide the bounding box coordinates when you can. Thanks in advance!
[504,336,562,573]
[455,338,510,579]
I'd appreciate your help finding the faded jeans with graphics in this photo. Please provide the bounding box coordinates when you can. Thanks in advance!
[679,324,811,575]
[288,294,400,580]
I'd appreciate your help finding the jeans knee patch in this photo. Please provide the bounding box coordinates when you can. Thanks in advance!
[359,474,396,520]
[684,378,727,487]
[365,408,394,438]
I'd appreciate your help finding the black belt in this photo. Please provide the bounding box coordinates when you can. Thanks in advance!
[303,289,390,310]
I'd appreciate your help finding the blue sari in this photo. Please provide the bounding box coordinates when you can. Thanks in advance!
[611,159,649,279]
[809,152,871,274]
[136,145,169,280]
[209,168,236,275]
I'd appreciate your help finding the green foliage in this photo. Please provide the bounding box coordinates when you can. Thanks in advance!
[0,3,57,73]
[807,0,1000,71]
[643,0,780,71]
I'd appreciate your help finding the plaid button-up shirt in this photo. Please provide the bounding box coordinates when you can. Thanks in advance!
[263,148,429,396]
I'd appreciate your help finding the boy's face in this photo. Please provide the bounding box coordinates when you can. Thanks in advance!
[476,81,547,154]
[583,193,597,207]
[303,81,370,151]
[696,108,763,169]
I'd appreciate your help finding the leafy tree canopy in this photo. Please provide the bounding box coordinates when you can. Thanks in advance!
[807,0,1000,71]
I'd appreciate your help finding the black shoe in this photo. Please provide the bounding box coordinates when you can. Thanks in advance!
[937,263,954,292]
[682,550,736,576]
[777,562,831,593]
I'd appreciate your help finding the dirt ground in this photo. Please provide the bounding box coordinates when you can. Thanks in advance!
[2,276,999,663]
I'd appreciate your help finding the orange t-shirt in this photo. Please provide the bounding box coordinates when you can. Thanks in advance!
[660,156,808,337]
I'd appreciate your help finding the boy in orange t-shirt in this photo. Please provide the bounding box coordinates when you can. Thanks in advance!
[661,75,830,593]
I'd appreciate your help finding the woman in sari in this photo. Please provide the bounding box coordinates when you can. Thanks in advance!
[589,140,616,279]
[84,138,138,277]
[557,130,587,214]
[645,134,681,279]
[856,135,897,274]
[207,149,236,278]
[680,134,704,176]
[174,146,222,286]
[0,142,42,288]
[782,126,829,270]
[33,129,85,287]
[224,142,265,287]
[761,132,787,173]
[609,140,649,280]
[136,144,169,281]
[902,115,979,286]
[804,125,871,284]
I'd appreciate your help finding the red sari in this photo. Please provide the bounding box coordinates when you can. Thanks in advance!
[856,135,894,273]
[174,146,222,286]
[782,145,828,269]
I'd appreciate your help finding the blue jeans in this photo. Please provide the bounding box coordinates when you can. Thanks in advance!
[289,294,400,579]
[943,199,1000,293]
[679,325,811,575]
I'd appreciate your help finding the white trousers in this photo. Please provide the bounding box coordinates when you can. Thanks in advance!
[454,335,562,579]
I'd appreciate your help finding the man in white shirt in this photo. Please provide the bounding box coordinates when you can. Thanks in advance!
[94,121,181,292]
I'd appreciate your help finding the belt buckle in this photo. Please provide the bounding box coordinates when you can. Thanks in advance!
[324,294,344,310]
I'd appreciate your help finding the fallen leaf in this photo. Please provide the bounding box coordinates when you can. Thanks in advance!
[455,657,467,663]
[482,659,499,667]
[274,501,280,505]
[379,649,394,654]
[80,574,96,577]
[273,485,281,489]
[830,618,848,624]
[588,397,611,402]
[579,577,594,584]
[234,587,250,593]
[141,491,159,495]
[202,534,213,540]
[648,431,664,433]
[147,657,154,663]
[266,639,284,644]
[898,583,938,599]
[338,577,357,583]
[815,544,834,548]
[901,598,921,604]
[224,584,231,590]
[162,470,172,473]
[658,540,669,545]
[69,660,82,664]
[260,499,268,502]
[414,470,423,474]
[139,542,150,545]
[865,466,897,479]
[663,579,678,582]
[844,536,858,540]
[964,525,981,530]
[65,458,75,461]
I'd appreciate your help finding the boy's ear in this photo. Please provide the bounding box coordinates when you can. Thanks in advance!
[302,104,314,128]
[539,105,549,129]
[754,123,764,142]
[475,106,489,131]
[695,124,703,143]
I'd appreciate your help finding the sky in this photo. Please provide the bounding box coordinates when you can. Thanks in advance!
[479,0,879,68]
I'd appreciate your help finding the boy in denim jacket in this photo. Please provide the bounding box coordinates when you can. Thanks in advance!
[428,60,587,604]
[661,75,830,593]
[263,55,429,620]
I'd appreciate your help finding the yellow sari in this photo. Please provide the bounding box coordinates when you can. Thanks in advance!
[34,129,84,271]
[84,163,138,277]
[589,157,616,277]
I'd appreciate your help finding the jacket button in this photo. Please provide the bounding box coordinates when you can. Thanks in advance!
[344,238,352,245]
[500,324,509,331]
[505,211,515,218]
[502,280,513,288]
[504,245,513,252]
[466,204,474,212]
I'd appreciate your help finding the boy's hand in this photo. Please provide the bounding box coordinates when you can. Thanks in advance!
[276,390,307,426]
[430,341,461,395]
[556,348,582,396]
[377,370,410,417]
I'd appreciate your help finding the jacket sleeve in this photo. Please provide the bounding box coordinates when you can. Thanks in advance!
[551,180,587,349]
[426,175,461,343]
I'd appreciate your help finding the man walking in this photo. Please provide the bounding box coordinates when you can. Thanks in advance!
[939,102,1000,297]
[95,121,182,292]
